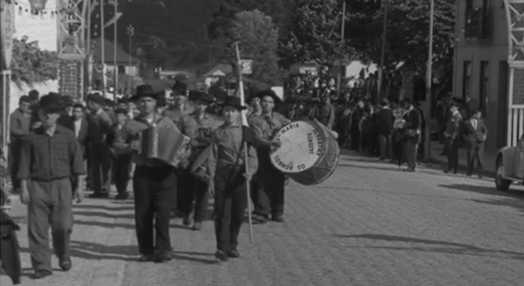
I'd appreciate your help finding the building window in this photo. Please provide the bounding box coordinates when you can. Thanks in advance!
[479,61,490,117]
[463,61,472,104]
[481,0,492,39]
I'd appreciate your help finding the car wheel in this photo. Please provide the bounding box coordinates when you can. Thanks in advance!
[495,157,512,191]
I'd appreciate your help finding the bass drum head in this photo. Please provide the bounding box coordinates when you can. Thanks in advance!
[270,121,323,174]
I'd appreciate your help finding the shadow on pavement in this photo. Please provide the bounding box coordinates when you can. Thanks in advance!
[338,163,402,173]
[439,184,524,199]
[336,234,524,261]
[73,210,135,220]
[69,241,138,261]
[73,219,189,230]
[471,197,524,216]
[73,203,134,211]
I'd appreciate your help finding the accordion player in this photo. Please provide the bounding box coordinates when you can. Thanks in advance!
[137,121,192,168]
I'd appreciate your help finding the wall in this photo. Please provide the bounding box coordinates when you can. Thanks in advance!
[453,0,509,151]
[9,0,59,113]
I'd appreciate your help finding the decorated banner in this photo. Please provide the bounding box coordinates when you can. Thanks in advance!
[28,0,48,11]
[59,60,83,98]
[0,0,15,70]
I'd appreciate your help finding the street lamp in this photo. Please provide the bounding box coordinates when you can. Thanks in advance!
[127,24,134,95]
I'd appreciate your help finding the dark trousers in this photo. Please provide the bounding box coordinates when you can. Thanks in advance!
[466,142,484,174]
[133,165,176,255]
[256,148,286,218]
[8,142,22,190]
[404,141,418,170]
[113,155,132,195]
[447,139,460,171]
[441,137,450,155]
[350,129,360,150]
[251,178,270,218]
[379,134,392,160]
[213,166,247,251]
[27,178,73,272]
[179,171,210,222]
[89,143,112,194]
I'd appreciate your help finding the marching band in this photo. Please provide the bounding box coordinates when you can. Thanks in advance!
[3,80,316,282]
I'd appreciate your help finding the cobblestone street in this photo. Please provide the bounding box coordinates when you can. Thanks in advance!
[2,151,523,286]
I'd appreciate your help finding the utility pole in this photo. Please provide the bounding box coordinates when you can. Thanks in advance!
[377,0,388,102]
[337,1,346,96]
[424,0,435,161]
[101,0,106,97]
[113,0,118,100]
[85,0,92,94]
[127,25,134,95]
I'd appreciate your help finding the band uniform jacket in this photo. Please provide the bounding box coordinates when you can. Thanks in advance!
[462,119,487,146]
[9,108,30,143]
[402,108,422,144]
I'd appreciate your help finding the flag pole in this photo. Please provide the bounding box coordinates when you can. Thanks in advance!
[234,41,254,244]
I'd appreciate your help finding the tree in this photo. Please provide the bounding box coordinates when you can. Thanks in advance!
[345,0,455,73]
[229,10,282,85]
[10,37,58,86]
[208,0,292,40]
[280,0,352,67]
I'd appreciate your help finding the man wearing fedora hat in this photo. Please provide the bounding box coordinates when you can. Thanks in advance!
[113,84,180,263]
[86,93,115,198]
[206,96,258,261]
[249,89,291,224]
[17,92,85,279]
[177,91,221,230]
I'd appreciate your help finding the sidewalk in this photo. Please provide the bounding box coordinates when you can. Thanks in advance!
[428,140,497,177]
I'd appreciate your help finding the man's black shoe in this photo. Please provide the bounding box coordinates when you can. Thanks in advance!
[226,249,240,258]
[89,192,109,199]
[271,215,286,223]
[214,250,228,262]
[114,193,128,200]
[32,270,52,279]
[154,251,172,263]
[59,258,72,272]
[182,215,192,227]
[138,254,154,262]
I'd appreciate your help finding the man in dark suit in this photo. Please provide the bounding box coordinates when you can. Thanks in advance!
[401,98,421,172]
[71,103,89,193]
[378,98,393,160]
[444,102,463,174]
[72,104,89,159]
[9,96,31,192]
[462,109,487,177]
[86,93,115,198]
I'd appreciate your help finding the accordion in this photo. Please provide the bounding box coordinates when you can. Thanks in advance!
[139,123,191,168]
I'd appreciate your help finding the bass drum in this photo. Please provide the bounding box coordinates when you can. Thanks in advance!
[270,120,340,186]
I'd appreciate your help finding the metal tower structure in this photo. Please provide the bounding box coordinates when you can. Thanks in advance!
[504,0,524,146]
[57,0,88,100]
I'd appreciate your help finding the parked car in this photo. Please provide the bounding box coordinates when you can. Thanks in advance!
[495,134,524,191]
